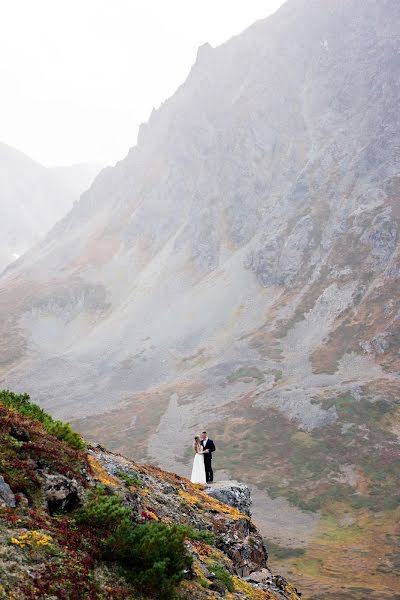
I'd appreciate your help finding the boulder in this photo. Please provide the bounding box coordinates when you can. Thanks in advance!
[222,536,267,577]
[205,481,252,516]
[209,581,226,595]
[196,560,214,580]
[0,475,16,508]
[205,481,268,576]
[245,567,273,584]
[9,424,30,442]
[44,474,84,514]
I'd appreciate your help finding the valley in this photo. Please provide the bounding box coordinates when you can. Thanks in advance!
[1,1,399,597]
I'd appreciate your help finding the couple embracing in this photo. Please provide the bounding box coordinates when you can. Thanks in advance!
[190,431,216,484]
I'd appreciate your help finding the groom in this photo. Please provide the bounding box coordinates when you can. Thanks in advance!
[200,431,216,483]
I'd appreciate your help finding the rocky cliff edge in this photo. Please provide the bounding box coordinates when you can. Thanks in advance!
[0,390,300,599]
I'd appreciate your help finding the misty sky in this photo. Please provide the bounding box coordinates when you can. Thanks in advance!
[0,0,285,167]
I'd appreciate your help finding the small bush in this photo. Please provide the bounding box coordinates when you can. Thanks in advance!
[273,369,283,382]
[76,489,132,529]
[209,563,234,592]
[184,526,215,545]
[104,521,192,599]
[115,471,141,487]
[0,390,85,450]
[76,490,191,599]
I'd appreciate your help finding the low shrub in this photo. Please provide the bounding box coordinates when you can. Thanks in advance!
[76,490,191,599]
[104,521,192,599]
[184,526,215,545]
[115,471,142,487]
[76,488,132,529]
[0,390,85,450]
[209,563,234,592]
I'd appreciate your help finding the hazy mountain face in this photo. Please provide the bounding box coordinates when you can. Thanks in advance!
[1,1,399,597]
[0,143,101,272]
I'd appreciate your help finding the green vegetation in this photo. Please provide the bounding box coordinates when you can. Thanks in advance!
[265,540,305,560]
[115,471,142,487]
[0,392,87,505]
[184,526,215,545]
[209,563,234,592]
[272,369,283,382]
[76,487,131,528]
[0,389,85,450]
[318,392,393,424]
[104,521,192,598]
[227,367,265,385]
[105,521,192,599]
[0,391,195,599]
[214,391,400,514]
[198,576,210,588]
[294,558,322,577]
[76,487,192,599]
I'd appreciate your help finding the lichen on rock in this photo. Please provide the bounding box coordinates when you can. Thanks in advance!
[205,480,253,516]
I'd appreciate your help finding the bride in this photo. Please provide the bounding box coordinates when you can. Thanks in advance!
[190,436,207,484]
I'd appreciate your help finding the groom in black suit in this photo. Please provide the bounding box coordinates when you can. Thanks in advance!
[200,431,216,483]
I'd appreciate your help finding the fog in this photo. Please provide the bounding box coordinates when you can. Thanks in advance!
[0,0,284,167]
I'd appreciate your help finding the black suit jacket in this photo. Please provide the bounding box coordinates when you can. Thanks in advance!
[202,438,216,460]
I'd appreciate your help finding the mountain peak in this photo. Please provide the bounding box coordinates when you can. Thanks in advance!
[196,41,213,60]
[0,2,399,597]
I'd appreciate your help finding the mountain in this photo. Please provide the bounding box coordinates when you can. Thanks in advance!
[0,142,102,272]
[0,389,301,599]
[0,0,399,598]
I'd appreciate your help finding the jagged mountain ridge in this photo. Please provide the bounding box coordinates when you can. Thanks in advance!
[0,1,399,598]
[2,0,399,413]
[0,142,101,273]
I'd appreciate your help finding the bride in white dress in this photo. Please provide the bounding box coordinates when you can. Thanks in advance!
[190,436,207,484]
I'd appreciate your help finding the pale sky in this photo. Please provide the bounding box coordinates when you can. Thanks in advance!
[0,0,285,167]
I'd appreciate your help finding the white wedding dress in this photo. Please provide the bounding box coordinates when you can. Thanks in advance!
[190,449,206,484]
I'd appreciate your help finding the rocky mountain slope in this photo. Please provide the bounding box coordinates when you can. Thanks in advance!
[0,0,399,598]
[0,142,101,272]
[0,389,301,599]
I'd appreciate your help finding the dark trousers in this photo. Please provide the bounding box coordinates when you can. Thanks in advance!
[204,457,213,482]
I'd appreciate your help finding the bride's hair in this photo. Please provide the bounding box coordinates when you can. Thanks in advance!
[193,436,201,453]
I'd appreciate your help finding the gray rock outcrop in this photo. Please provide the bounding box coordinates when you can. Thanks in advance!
[44,474,84,515]
[205,481,252,517]
[0,475,16,508]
